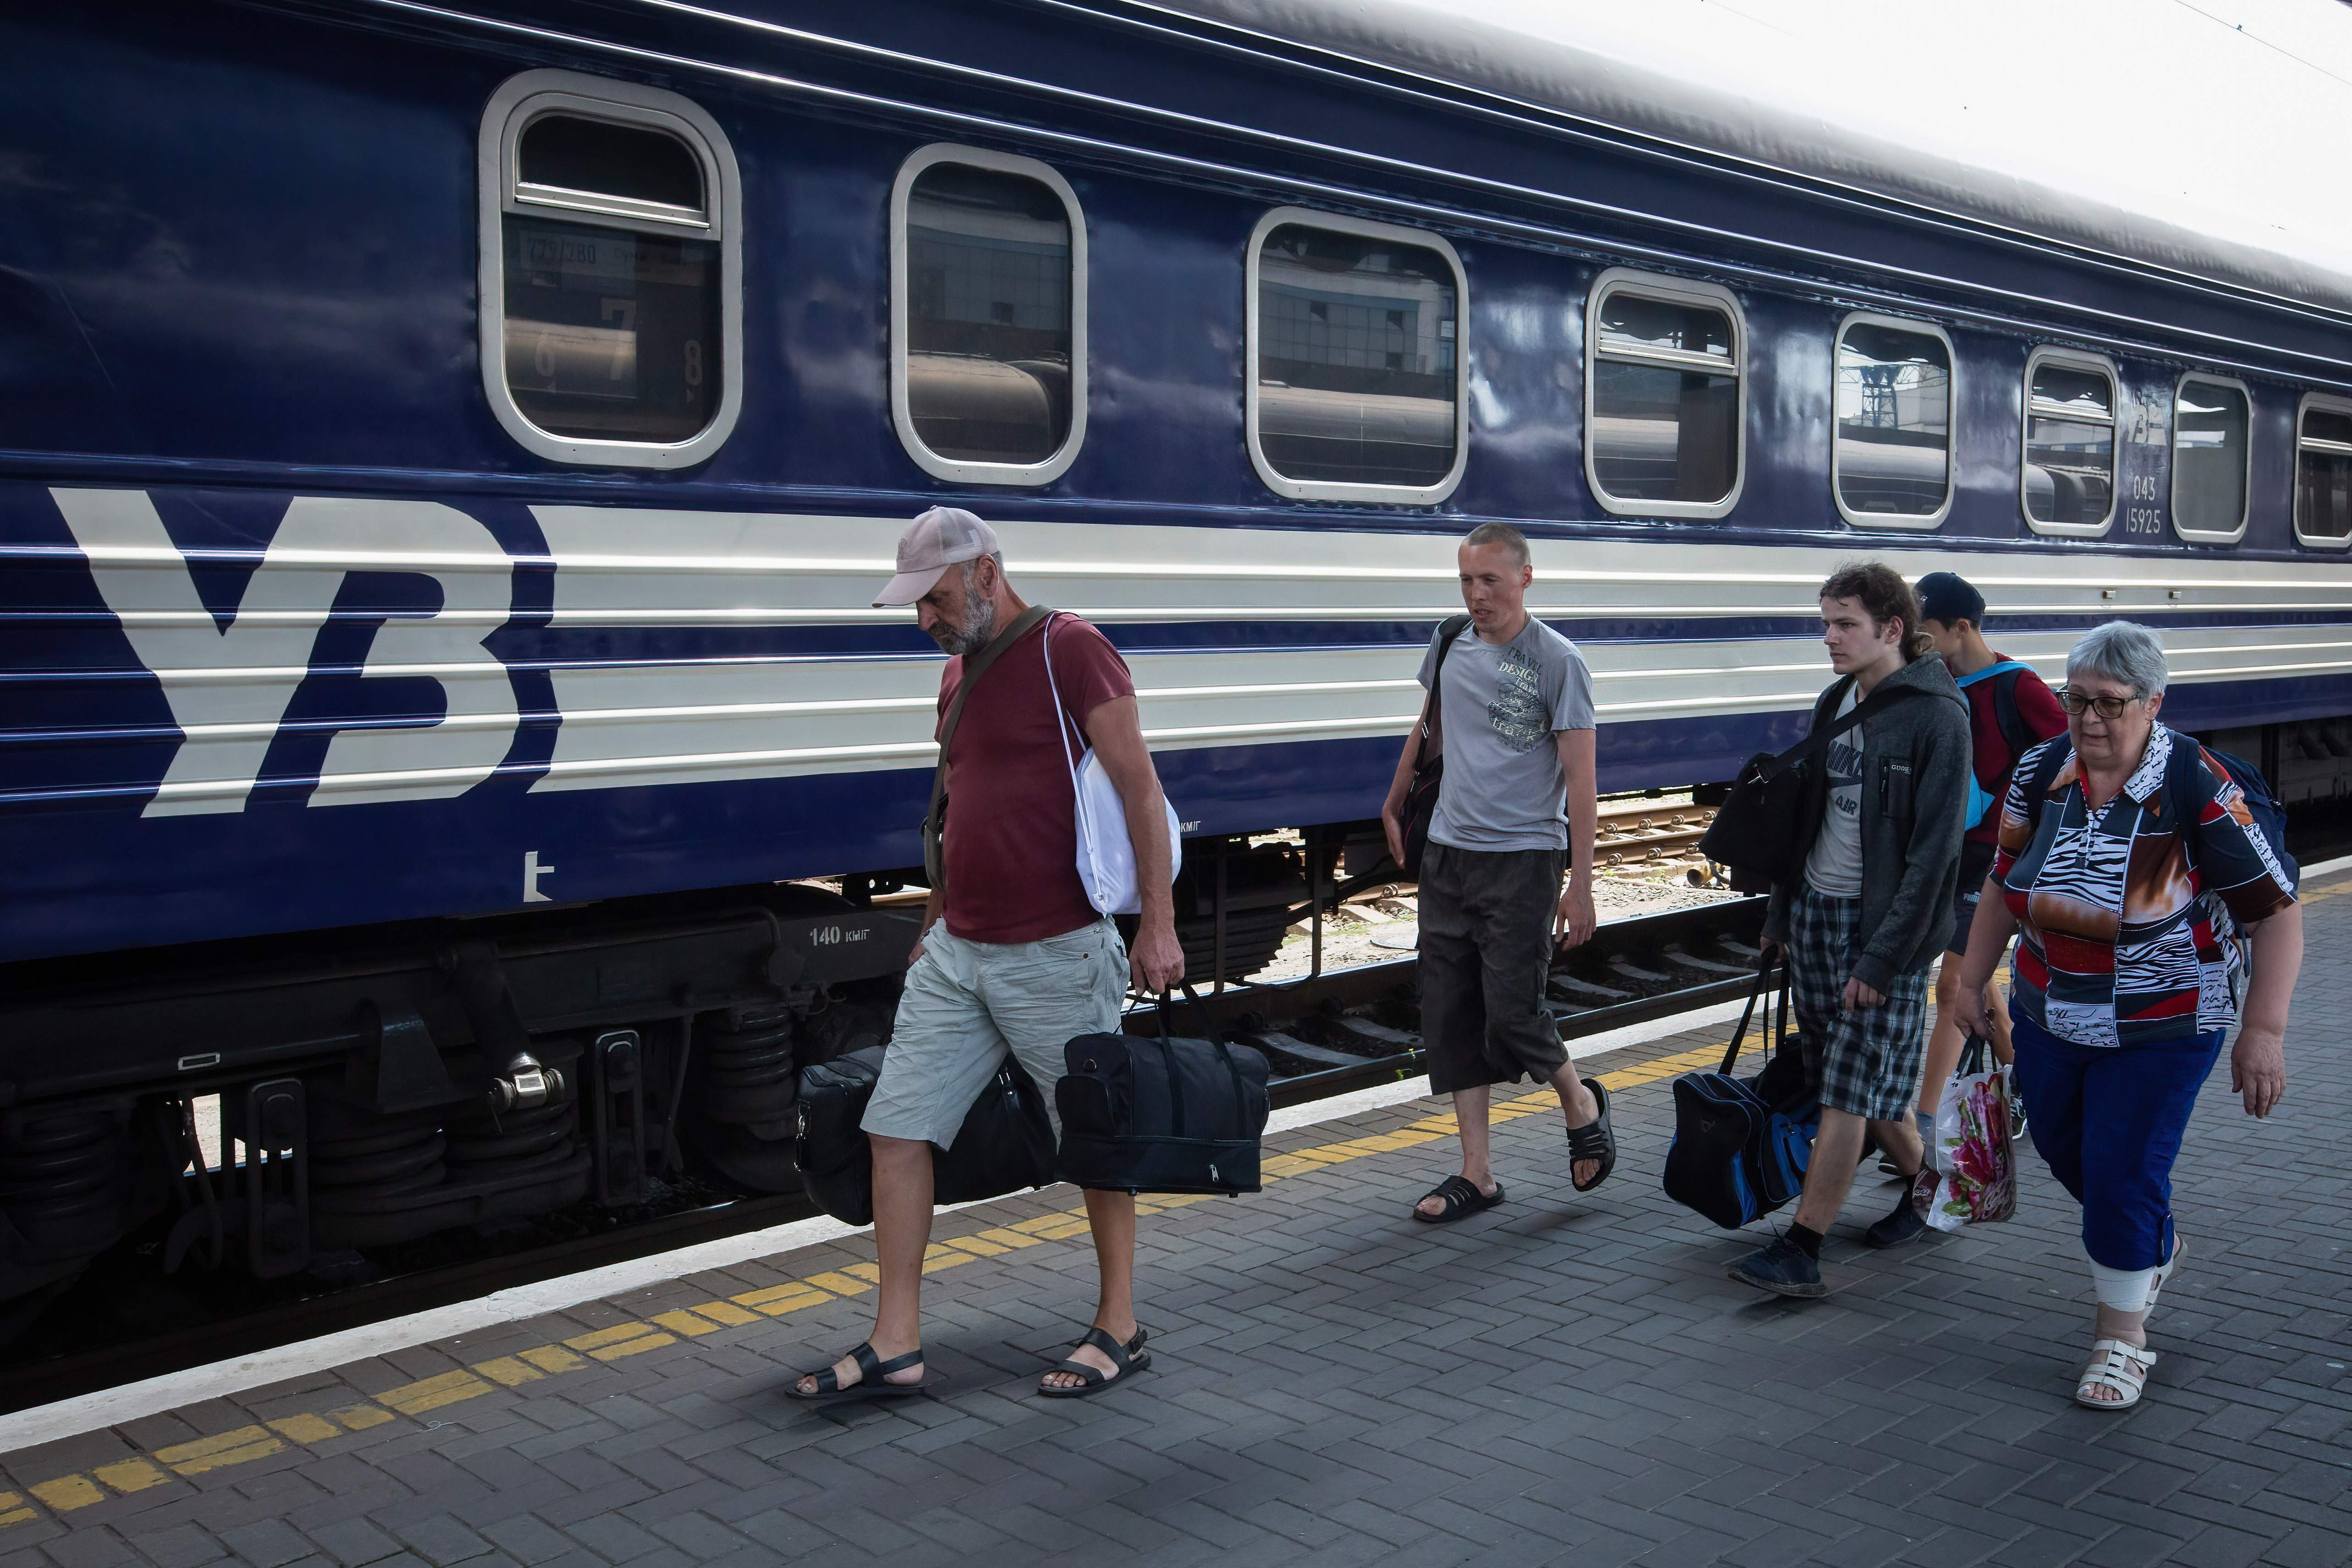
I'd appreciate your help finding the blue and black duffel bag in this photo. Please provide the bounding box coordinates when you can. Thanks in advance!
[1663,958,1817,1229]
[1057,984,1270,1196]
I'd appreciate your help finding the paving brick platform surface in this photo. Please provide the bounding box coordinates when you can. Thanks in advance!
[5,882,2350,1568]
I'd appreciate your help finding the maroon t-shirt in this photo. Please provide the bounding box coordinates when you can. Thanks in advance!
[1963,652,2067,845]
[936,613,1135,943]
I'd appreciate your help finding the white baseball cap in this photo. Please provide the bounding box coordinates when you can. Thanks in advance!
[873,507,1001,607]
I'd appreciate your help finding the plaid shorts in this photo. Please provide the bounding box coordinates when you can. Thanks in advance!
[1788,886,1931,1121]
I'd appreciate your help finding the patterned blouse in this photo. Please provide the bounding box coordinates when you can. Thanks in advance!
[1994,725,2296,1048]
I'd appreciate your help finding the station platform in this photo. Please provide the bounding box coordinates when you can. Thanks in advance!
[4,881,2350,1568]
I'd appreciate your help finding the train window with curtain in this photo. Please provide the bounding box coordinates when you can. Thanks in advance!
[2294,394,2352,548]
[479,71,742,468]
[2171,374,2252,543]
[891,145,1086,486]
[1584,269,1743,518]
[2021,349,2119,536]
[1833,314,1954,528]
[1247,208,1467,504]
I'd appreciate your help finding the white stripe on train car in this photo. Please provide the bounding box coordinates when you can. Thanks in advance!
[44,490,2352,812]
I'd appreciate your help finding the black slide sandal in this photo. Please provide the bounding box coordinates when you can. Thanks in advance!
[1568,1079,1616,1193]
[1038,1326,1151,1399]
[788,1341,926,1404]
[1413,1173,1505,1223]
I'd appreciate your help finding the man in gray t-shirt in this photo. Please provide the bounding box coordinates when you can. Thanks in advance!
[1380,523,1612,1228]
[1417,615,1596,852]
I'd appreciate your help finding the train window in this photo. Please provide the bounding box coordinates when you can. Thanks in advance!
[478,71,742,469]
[1584,269,1743,518]
[2021,348,2118,537]
[1833,314,1954,529]
[2171,374,2251,543]
[2294,394,2352,548]
[1247,208,1467,504]
[891,145,1087,486]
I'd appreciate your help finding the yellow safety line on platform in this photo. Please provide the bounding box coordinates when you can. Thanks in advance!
[8,1033,1734,1527]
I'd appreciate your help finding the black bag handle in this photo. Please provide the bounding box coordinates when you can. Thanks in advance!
[1154,981,1250,1137]
[1958,1034,1991,1078]
[1761,676,1932,781]
[1720,952,1781,1074]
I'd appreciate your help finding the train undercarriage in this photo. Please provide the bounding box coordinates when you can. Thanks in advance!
[5,713,2350,1349]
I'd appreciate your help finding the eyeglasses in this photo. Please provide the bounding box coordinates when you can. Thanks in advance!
[2055,688,2145,720]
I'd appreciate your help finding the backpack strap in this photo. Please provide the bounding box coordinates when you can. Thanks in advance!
[2162,728,2212,874]
[1990,668,2033,768]
[1760,674,1930,779]
[921,603,1054,890]
[1410,613,1475,768]
[2021,732,2075,838]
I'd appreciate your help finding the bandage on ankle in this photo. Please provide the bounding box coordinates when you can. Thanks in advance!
[2088,1259,2155,1313]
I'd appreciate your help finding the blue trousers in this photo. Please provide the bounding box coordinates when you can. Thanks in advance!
[2007,1009,2225,1271]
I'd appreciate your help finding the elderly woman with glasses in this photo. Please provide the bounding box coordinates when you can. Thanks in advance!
[1951,621,2301,1410]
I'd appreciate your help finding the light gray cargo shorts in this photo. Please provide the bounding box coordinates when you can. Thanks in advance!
[861,917,1128,1148]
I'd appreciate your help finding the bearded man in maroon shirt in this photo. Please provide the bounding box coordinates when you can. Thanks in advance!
[793,508,1185,1404]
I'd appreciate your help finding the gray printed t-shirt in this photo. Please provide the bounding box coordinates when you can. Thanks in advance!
[1415,617,1596,851]
[1802,685,1865,898]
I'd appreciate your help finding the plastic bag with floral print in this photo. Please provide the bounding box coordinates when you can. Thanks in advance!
[1909,1039,2017,1231]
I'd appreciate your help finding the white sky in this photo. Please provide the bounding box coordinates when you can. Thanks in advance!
[1429,0,2352,275]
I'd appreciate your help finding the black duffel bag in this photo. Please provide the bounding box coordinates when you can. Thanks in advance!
[1696,675,1926,892]
[1661,959,1818,1228]
[1057,986,1270,1195]
[793,1045,1058,1226]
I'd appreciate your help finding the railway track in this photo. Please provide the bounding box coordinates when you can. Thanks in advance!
[0,894,1764,1418]
[1593,800,1716,867]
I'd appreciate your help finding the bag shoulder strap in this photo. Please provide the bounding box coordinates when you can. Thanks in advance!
[923,603,1053,888]
[1762,675,1928,778]
[1412,614,1476,765]
[1037,612,1087,817]
[2162,728,2213,870]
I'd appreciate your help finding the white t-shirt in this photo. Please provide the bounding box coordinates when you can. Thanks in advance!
[1804,686,1865,898]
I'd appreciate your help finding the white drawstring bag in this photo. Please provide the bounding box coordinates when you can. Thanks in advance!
[1042,614,1182,915]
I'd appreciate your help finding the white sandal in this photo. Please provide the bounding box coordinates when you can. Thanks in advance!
[2074,1338,2156,1409]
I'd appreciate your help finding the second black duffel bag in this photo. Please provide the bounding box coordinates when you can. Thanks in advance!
[793,1044,1058,1227]
[1057,987,1270,1195]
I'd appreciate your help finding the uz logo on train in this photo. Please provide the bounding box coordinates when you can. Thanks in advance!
[53,490,527,821]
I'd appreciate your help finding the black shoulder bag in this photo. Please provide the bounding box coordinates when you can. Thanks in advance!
[920,603,1053,890]
[1398,613,1475,878]
[1697,676,1930,892]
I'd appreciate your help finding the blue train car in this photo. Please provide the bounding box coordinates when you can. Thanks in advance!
[5,0,2351,1327]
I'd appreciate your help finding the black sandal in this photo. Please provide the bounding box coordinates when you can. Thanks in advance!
[1567,1079,1616,1193]
[1038,1326,1150,1399]
[1413,1173,1505,1223]
[787,1342,926,1404]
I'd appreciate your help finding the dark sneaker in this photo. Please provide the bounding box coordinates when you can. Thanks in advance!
[1726,1235,1826,1299]
[1864,1194,1929,1249]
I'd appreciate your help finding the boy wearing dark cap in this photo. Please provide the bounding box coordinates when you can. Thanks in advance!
[1911,571,2066,1152]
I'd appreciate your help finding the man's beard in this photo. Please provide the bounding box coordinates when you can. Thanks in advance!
[928,592,998,656]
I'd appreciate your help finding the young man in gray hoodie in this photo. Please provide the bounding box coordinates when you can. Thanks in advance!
[1727,563,1972,1298]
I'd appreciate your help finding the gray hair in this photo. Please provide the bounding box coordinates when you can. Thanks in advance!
[2066,620,2169,698]
[954,551,1007,586]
